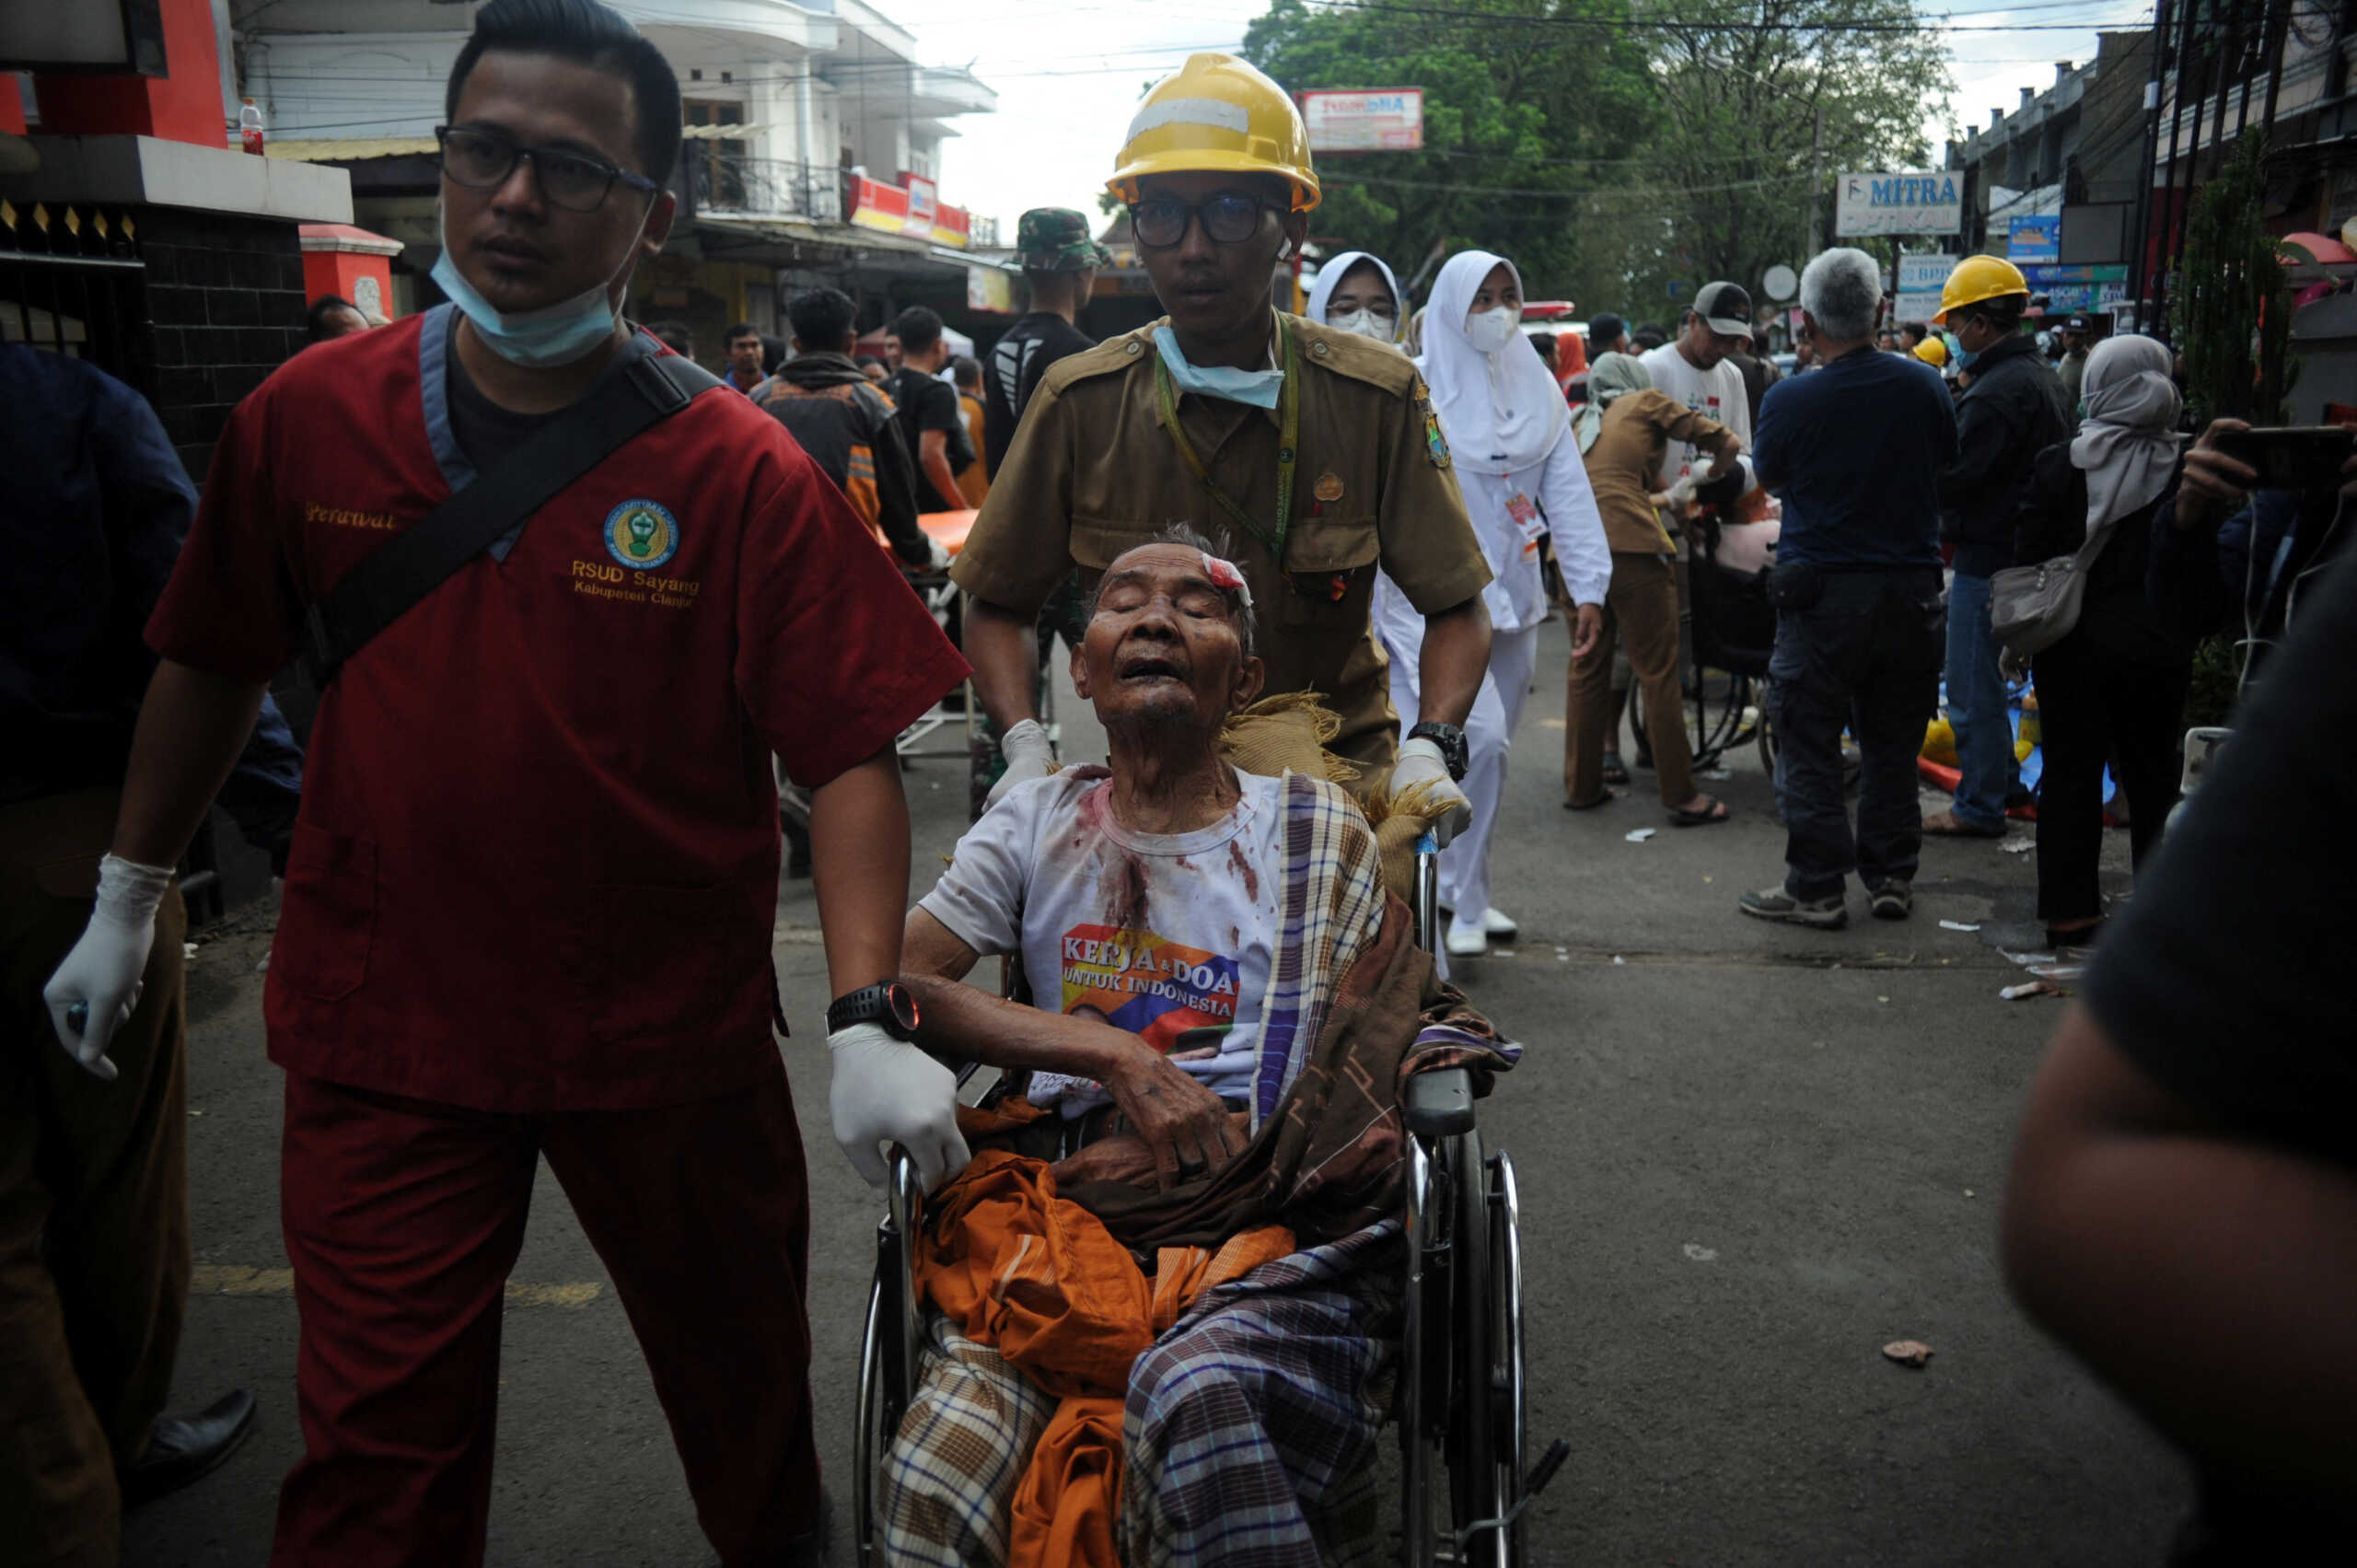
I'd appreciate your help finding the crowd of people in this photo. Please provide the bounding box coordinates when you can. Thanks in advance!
[6,0,2355,1563]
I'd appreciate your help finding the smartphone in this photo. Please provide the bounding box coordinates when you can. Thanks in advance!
[2212,425,2357,491]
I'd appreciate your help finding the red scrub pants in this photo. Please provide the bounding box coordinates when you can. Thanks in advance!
[271,1060,819,1567]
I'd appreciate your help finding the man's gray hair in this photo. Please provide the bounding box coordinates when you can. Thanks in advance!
[1084,521,1257,658]
[1800,248,1884,343]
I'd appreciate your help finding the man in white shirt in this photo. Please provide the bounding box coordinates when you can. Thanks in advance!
[1639,280,1756,488]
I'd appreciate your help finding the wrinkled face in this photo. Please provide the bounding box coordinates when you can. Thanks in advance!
[726,331,762,376]
[1678,312,1745,369]
[1324,260,1397,323]
[1134,171,1306,343]
[1074,543,1264,734]
[441,51,672,317]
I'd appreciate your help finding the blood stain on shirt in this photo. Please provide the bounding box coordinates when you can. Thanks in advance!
[1104,853,1150,934]
[1227,839,1260,902]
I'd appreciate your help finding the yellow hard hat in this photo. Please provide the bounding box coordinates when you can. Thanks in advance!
[1933,254,2029,325]
[1108,53,1319,212]
[1913,335,1949,367]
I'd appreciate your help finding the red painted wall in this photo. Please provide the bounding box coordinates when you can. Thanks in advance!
[302,250,396,319]
[1,75,26,136]
[34,0,227,148]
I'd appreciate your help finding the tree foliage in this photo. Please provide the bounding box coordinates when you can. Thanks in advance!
[2178,131,2295,426]
[1238,0,1949,319]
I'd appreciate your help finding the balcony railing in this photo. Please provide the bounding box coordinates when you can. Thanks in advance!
[687,154,844,225]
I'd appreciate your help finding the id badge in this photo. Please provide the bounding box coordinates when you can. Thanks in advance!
[1505,492,1544,560]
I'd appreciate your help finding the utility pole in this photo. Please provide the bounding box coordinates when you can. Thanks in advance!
[1806,101,1826,260]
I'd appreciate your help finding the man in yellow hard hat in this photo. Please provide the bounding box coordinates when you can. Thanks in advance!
[948,52,1494,835]
[1925,253,2071,838]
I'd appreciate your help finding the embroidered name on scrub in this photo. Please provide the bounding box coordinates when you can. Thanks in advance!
[1060,924,1241,1053]
[305,502,401,531]
[570,558,702,610]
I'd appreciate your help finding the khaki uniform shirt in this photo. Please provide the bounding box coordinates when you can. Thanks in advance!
[1581,389,1741,554]
[954,313,1492,774]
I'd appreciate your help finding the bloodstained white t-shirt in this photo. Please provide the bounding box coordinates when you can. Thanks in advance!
[1639,341,1752,489]
[919,767,1284,1114]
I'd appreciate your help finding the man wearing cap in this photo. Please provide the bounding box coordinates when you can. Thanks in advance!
[1924,253,2071,839]
[2057,314,2093,407]
[1639,280,1756,492]
[953,53,1494,839]
[983,207,1110,471]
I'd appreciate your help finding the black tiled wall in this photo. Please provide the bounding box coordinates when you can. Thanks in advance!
[134,208,308,481]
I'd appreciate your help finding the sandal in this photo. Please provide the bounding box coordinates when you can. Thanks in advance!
[1600,754,1631,785]
[1668,796,1731,827]
[1563,791,1619,810]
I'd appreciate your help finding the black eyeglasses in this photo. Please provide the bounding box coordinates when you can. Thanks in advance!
[435,125,659,213]
[1129,193,1282,249]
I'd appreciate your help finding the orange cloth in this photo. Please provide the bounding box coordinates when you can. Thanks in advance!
[958,393,991,507]
[913,1150,1295,1565]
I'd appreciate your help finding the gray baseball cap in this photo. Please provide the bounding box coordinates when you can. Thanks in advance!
[1692,280,1753,339]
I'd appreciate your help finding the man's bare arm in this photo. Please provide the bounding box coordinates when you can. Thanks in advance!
[113,660,270,866]
[917,428,962,515]
[2002,1001,2357,1494]
[807,747,913,997]
[961,597,1043,731]
[1414,594,1492,728]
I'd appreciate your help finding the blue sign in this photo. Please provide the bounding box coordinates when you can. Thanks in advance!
[2009,216,2061,263]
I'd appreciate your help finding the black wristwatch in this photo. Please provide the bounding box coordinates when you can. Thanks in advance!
[1408,720,1469,782]
[827,981,921,1040]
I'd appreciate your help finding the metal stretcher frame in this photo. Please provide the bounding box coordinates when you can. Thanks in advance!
[851,838,1561,1566]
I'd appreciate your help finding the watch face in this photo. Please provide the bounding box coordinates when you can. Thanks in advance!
[886,983,921,1034]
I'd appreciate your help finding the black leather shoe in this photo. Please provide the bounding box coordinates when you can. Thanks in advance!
[121,1388,256,1509]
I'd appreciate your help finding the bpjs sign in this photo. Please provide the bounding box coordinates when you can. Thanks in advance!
[1835,172,1964,238]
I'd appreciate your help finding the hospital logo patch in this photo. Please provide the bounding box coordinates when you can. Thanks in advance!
[604,499,679,569]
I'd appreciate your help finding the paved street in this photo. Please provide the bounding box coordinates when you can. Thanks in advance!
[125,613,2188,1566]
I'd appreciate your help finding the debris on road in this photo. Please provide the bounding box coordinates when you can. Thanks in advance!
[1683,1243,1717,1262]
[183,942,200,958]
[1624,827,1656,842]
[1883,1340,1934,1368]
[2001,980,2063,1001]
[1938,920,1981,932]
[2002,838,2036,854]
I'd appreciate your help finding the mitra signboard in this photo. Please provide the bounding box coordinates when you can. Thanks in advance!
[1301,89,1424,153]
[1835,171,1963,238]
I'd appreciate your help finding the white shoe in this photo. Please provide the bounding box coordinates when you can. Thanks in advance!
[1445,924,1490,958]
[1480,908,1518,938]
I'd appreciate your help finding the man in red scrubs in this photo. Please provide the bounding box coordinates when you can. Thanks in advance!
[38,2,970,1562]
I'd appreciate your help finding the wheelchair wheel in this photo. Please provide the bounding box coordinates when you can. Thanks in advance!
[1630,665,1758,773]
[1446,1131,1499,1565]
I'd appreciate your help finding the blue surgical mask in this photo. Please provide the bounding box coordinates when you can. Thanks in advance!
[1152,325,1284,409]
[1954,345,1980,372]
[431,209,639,368]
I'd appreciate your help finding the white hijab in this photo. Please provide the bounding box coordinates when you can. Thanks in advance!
[2070,334,2184,539]
[1414,250,1569,477]
[1304,250,1403,343]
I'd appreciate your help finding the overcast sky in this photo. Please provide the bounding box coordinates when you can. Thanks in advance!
[875,0,2157,234]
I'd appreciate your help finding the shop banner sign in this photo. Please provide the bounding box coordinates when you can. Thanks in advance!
[2009,215,2061,262]
[1302,88,1424,152]
[1836,172,1963,237]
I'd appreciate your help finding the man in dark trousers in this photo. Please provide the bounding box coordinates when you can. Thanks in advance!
[40,4,970,1562]
[2,342,256,1565]
[981,206,1109,470]
[884,306,973,513]
[1925,254,2071,838]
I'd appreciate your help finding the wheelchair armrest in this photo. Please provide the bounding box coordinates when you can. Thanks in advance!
[1401,1066,1476,1138]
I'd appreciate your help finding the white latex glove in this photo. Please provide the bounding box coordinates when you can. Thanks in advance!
[828,1022,970,1197]
[984,717,1054,809]
[1391,736,1474,848]
[927,536,953,572]
[42,854,173,1083]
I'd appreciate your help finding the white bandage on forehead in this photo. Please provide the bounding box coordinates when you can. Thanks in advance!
[1127,98,1251,143]
[1200,552,1253,621]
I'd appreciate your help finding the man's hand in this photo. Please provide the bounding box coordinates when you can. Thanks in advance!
[1571,602,1605,660]
[2177,418,2257,527]
[42,854,173,1082]
[1392,735,1473,847]
[927,536,953,572]
[1099,1034,1248,1192]
[985,718,1054,809]
[828,1022,970,1196]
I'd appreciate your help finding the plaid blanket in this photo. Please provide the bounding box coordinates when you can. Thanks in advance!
[878,1221,1402,1568]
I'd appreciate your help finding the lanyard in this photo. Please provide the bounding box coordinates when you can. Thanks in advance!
[1153,318,1300,567]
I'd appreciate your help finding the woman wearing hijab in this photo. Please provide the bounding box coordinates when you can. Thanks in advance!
[1373,250,1611,957]
[1565,352,1741,822]
[2011,333,2220,947]
[1306,250,1405,344]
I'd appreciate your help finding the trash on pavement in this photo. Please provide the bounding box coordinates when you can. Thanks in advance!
[2002,838,2035,854]
[1882,1340,1933,1368]
[2001,980,2063,1001]
[1937,920,1981,932]
[1624,827,1656,842]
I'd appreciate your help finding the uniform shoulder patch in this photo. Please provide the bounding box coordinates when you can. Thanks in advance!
[1413,378,1451,470]
[1035,328,1157,399]
[1292,313,1418,393]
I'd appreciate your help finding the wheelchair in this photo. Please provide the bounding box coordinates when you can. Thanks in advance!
[1629,505,1780,778]
[853,837,1564,1566]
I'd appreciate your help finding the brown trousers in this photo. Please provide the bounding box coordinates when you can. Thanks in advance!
[1565,552,1697,809]
[0,788,190,1568]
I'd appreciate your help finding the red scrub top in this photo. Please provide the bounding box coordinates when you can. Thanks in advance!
[148,310,970,1112]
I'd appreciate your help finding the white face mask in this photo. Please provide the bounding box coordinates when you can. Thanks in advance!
[1327,307,1396,343]
[1464,304,1519,354]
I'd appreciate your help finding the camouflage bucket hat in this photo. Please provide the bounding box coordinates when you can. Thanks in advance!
[1016,207,1113,271]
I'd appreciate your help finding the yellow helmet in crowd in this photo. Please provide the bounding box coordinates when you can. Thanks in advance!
[1108,53,1320,213]
[1933,254,2030,325]
[1913,335,1950,367]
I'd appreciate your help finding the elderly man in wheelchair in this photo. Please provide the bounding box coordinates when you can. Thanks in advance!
[870,527,1522,1566]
